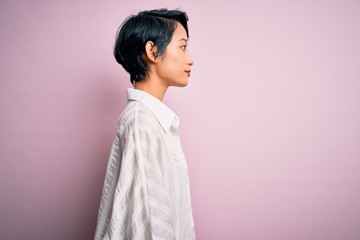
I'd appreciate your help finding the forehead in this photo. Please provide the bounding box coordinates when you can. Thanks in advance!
[172,22,188,40]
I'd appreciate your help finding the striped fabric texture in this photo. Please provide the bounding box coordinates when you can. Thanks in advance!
[94,88,196,240]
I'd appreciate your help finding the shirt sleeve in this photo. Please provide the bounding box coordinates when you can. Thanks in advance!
[94,125,175,240]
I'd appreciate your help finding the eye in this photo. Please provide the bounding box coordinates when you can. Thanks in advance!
[181,45,188,50]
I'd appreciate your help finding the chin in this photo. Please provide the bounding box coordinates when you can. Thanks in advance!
[176,83,188,88]
[180,81,189,87]
[177,79,189,87]
[168,77,189,88]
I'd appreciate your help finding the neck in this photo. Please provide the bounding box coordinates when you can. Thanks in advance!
[134,77,168,101]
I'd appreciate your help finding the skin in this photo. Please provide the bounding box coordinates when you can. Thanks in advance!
[134,22,194,101]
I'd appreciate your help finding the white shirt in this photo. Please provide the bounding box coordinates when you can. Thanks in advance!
[94,88,195,240]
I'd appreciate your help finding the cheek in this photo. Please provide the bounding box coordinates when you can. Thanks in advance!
[168,55,184,73]
[165,49,181,67]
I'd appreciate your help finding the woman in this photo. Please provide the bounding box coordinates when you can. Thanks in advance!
[94,9,196,240]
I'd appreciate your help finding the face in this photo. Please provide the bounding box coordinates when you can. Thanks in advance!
[154,22,194,87]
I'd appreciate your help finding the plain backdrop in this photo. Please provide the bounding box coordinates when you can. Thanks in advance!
[1,0,360,239]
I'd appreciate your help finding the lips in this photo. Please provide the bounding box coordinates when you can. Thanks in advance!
[185,70,191,76]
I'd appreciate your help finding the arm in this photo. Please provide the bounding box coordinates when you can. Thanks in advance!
[95,127,175,240]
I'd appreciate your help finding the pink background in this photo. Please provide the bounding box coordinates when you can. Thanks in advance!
[1,1,360,239]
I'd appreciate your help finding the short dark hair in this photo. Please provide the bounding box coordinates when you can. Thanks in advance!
[114,9,189,83]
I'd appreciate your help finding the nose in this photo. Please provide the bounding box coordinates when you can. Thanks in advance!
[187,52,194,66]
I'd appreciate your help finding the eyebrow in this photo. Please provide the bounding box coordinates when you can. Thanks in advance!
[178,38,189,43]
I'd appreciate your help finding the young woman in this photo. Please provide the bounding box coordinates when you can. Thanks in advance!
[94,9,196,240]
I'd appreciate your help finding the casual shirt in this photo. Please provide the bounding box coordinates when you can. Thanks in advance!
[94,88,195,240]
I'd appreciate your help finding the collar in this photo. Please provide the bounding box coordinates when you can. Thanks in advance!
[126,88,177,133]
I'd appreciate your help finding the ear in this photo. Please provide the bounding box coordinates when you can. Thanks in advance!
[144,41,158,63]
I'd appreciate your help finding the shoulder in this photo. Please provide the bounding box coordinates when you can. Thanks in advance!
[117,101,162,137]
